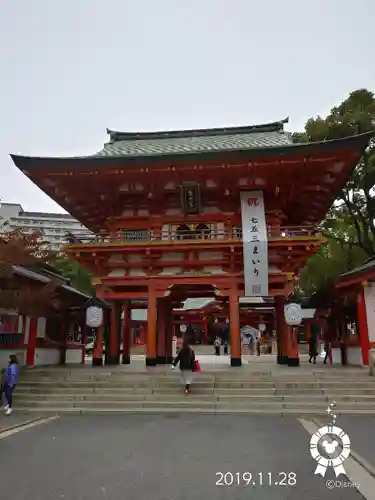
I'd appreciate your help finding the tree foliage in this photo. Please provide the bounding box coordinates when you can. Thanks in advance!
[294,89,375,296]
[294,88,375,256]
[53,254,93,295]
[0,230,60,314]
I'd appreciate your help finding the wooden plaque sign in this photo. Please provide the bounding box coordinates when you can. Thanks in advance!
[181,184,200,214]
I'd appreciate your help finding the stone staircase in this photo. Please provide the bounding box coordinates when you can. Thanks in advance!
[13,365,375,415]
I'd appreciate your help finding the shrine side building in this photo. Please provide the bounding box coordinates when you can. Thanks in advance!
[11,119,372,367]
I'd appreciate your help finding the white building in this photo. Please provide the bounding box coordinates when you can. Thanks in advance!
[0,202,92,252]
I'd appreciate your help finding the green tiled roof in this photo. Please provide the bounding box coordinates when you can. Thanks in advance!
[95,119,293,158]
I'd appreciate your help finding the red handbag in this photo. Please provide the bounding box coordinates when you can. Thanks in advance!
[194,360,201,372]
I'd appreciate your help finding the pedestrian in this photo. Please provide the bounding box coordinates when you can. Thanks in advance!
[323,339,330,364]
[256,332,261,356]
[223,340,229,355]
[2,354,19,416]
[308,323,320,364]
[171,339,195,395]
[176,336,183,354]
[214,336,222,356]
[0,367,5,407]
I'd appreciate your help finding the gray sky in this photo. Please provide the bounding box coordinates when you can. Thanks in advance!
[1,0,374,214]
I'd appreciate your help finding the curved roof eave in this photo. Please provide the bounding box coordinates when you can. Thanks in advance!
[10,131,373,169]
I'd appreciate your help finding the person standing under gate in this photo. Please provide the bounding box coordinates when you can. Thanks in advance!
[214,336,222,356]
[308,322,320,364]
[172,339,196,395]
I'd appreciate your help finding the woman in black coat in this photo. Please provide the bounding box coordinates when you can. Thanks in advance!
[172,339,195,394]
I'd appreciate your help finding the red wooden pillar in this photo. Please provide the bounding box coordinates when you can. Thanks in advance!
[21,314,26,342]
[140,324,146,345]
[286,326,300,367]
[275,296,287,365]
[229,287,241,367]
[108,302,120,364]
[146,288,157,366]
[122,300,131,364]
[166,302,173,364]
[92,325,104,366]
[26,317,38,366]
[59,316,67,365]
[357,287,370,365]
[81,324,87,364]
[203,317,208,343]
[157,299,166,364]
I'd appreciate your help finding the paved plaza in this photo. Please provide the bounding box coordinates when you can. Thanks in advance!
[0,413,373,499]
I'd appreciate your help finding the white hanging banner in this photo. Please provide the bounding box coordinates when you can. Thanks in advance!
[240,191,269,297]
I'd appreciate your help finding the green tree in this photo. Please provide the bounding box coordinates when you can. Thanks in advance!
[296,238,367,297]
[293,89,375,296]
[53,255,93,295]
[293,88,375,256]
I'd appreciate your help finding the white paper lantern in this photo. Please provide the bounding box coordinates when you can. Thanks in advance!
[258,323,266,332]
[86,306,103,328]
[284,303,303,326]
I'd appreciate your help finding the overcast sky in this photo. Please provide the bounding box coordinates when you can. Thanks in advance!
[0,0,374,214]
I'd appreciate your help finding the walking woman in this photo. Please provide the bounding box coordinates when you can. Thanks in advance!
[308,323,319,364]
[172,339,195,395]
[2,354,19,415]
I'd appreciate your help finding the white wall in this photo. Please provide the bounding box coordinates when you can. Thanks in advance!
[34,348,60,366]
[66,349,82,364]
[364,284,375,342]
[0,349,26,367]
[331,347,363,366]
[36,317,46,338]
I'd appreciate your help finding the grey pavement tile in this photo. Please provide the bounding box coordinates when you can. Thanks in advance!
[0,415,364,500]
[334,416,375,471]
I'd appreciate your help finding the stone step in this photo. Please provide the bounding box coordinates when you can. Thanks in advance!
[322,390,375,397]
[19,398,371,412]
[275,389,324,395]
[15,394,287,403]
[15,400,219,410]
[12,407,375,415]
[17,384,279,392]
[16,401,289,412]
[14,397,330,409]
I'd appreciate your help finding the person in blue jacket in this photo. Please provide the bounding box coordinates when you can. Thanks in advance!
[2,354,19,416]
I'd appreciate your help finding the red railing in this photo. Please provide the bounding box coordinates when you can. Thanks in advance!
[66,225,321,246]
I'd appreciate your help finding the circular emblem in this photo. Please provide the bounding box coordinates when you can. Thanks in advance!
[180,324,187,333]
[86,306,103,328]
[310,425,350,477]
[284,303,303,326]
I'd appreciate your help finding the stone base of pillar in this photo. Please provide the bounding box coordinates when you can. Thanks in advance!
[156,356,167,364]
[287,357,300,367]
[92,357,103,366]
[107,354,120,365]
[230,357,242,367]
[122,354,131,364]
[278,355,288,365]
[165,355,174,364]
[146,357,157,366]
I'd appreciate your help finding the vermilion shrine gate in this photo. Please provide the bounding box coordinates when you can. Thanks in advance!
[11,119,371,367]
